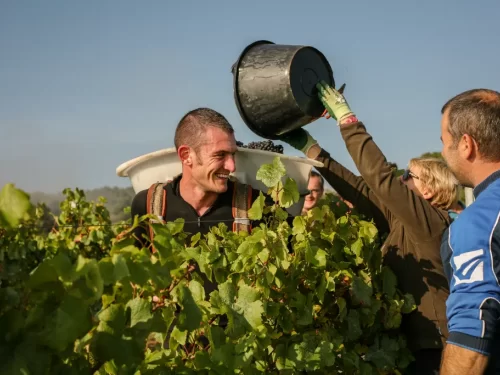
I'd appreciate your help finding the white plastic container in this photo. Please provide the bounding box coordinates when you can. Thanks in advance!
[116,147,323,217]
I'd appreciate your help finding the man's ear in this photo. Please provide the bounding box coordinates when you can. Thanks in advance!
[460,134,476,160]
[178,145,192,165]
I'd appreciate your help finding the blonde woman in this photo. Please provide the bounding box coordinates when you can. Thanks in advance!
[278,82,457,375]
[402,157,459,212]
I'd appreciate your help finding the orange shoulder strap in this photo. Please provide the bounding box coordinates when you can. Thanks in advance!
[232,182,253,234]
[146,182,169,252]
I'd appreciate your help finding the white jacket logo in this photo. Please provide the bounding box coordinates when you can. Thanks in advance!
[453,249,484,285]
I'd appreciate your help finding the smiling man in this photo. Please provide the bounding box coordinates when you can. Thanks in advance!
[130,107,267,296]
[302,170,324,214]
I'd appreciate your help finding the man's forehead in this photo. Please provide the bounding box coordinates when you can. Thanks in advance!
[308,176,322,185]
[197,137,236,154]
[441,109,451,132]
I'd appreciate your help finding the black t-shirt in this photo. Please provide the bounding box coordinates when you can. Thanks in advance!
[130,176,266,247]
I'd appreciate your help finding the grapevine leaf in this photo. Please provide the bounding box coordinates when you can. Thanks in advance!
[316,273,327,303]
[359,220,378,243]
[91,331,143,367]
[342,349,361,371]
[280,178,299,208]
[365,336,399,369]
[167,218,184,234]
[275,343,295,370]
[275,206,289,221]
[256,156,286,187]
[383,300,403,329]
[152,234,173,265]
[176,285,203,331]
[247,191,266,220]
[359,362,377,374]
[0,287,20,311]
[337,297,347,320]
[381,266,397,298]
[126,298,152,328]
[218,280,236,306]
[40,295,92,352]
[208,325,226,350]
[211,343,236,369]
[401,293,417,314]
[162,304,176,332]
[112,254,130,281]
[306,247,327,268]
[98,304,126,334]
[346,310,363,341]
[51,253,74,282]
[70,258,103,303]
[27,259,58,289]
[351,276,373,306]
[292,216,306,235]
[170,326,187,346]
[0,183,31,228]
[235,284,264,330]
[98,258,115,285]
[351,238,364,265]
[193,351,212,370]
[188,280,206,303]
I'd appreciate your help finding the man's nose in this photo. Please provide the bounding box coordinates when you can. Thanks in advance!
[225,156,236,173]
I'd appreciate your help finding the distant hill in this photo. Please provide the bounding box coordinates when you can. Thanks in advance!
[30,186,136,223]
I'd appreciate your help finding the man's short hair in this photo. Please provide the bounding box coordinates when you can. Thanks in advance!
[309,170,324,190]
[174,108,235,151]
[442,89,500,161]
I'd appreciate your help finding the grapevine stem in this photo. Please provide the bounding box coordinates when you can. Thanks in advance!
[208,314,220,325]
[130,282,137,298]
[168,264,196,293]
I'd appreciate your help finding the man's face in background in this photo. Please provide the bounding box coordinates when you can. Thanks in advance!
[303,175,324,213]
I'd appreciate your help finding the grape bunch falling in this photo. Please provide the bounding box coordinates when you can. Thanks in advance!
[236,140,284,154]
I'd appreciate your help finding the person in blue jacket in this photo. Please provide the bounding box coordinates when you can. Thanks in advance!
[439,88,500,374]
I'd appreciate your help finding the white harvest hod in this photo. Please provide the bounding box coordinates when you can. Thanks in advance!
[116,147,324,217]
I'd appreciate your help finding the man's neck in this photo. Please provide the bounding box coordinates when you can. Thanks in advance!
[179,176,219,216]
[470,162,500,188]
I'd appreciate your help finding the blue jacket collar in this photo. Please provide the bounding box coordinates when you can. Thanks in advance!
[473,169,500,198]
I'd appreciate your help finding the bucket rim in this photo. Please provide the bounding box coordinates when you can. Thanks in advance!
[232,40,279,140]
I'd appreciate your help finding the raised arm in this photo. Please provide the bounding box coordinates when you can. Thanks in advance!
[278,129,391,231]
[316,81,448,236]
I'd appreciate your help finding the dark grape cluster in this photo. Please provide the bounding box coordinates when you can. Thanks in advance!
[236,140,284,154]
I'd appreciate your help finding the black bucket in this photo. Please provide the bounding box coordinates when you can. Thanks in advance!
[232,40,334,140]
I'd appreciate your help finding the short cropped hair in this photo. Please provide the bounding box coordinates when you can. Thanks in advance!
[174,108,234,150]
[309,170,324,190]
[441,89,500,162]
[408,157,458,210]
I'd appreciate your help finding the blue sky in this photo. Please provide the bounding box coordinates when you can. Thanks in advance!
[1,0,499,193]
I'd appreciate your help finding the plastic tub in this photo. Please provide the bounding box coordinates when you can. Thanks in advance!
[116,148,324,217]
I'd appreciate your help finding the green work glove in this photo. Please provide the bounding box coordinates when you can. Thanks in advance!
[278,128,318,155]
[316,80,355,122]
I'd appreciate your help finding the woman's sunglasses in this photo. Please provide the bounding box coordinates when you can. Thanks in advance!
[402,169,420,181]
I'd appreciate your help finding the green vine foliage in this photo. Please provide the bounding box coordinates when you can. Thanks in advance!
[0,158,416,374]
